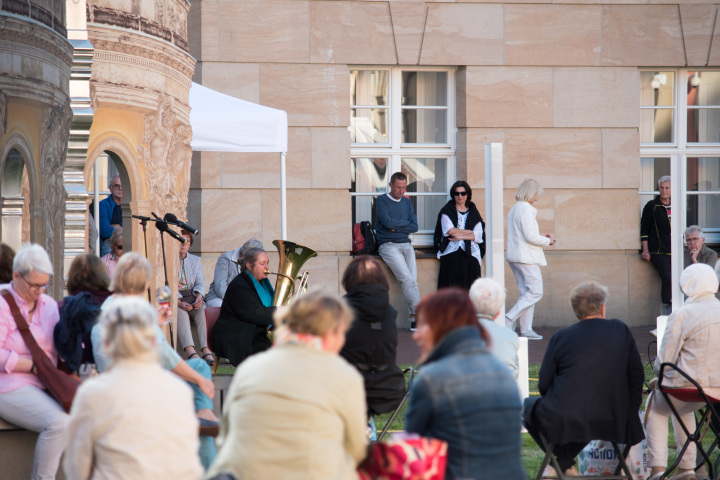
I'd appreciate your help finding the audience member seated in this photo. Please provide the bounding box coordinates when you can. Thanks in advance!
[91,252,218,469]
[645,263,720,480]
[64,297,203,480]
[340,256,405,421]
[205,238,263,308]
[55,254,112,375]
[0,243,69,479]
[522,281,644,477]
[211,247,275,366]
[100,230,123,277]
[207,289,367,480]
[683,225,718,269]
[405,288,525,480]
[469,277,519,379]
[0,243,15,283]
[177,229,213,365]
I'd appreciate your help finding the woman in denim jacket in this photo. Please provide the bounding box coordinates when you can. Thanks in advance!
[405,288,526,480]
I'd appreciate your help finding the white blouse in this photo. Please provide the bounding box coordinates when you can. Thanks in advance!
[437,210,484,264]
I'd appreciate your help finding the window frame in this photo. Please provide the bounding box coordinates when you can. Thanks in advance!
[350,66,457,247]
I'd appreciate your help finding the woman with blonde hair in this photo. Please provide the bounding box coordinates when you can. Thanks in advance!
[208,289,367,480]
[64,297,202,479]
[505,178,556,340]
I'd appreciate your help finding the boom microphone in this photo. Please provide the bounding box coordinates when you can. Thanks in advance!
[154,216,187,244]
[164,213,199,235]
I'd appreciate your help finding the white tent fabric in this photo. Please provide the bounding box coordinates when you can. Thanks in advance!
[189,82,288,153]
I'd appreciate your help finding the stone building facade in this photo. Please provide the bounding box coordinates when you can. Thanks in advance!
[188,1,720,328]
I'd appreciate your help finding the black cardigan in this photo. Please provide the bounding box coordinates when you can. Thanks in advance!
[211,271,275,366]
[640,196,671,255]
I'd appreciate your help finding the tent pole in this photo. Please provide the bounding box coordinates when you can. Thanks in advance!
[280,152,287,240]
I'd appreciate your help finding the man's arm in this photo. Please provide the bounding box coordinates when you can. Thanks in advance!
[97,199,116,240]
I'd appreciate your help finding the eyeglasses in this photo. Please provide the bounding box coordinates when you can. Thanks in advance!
[21,274,50,291]
[111,184,122,190]
[452,191,467,197]
[116,245,123,250]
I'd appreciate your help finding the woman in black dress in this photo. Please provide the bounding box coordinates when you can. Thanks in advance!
[434,181,485,290]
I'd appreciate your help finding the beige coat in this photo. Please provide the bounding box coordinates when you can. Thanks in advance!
[655,293,720,399]
[64,358,202,480]
[207,344,368,480]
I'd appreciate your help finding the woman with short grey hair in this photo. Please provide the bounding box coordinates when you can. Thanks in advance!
[0,243,69,479]
[641,175,672,314]
[206,238,264,308]
[64,297,203,480]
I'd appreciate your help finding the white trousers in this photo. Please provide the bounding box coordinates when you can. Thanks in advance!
[0,385,69,479]
[505,262,543,333]
[379,242,421,317]
[646,390,703,470]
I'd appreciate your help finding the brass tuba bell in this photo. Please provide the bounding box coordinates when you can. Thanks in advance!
[265,240,317,306]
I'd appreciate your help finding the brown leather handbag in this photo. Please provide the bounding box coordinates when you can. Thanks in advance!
[1,290,80,413]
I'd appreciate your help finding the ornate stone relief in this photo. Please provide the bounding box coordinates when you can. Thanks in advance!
[137,93,192,219]
[91,38,194,80]
[39,102,72,296]
[0,91,7,140]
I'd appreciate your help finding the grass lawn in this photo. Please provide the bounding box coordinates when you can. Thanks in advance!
[214,362,720,478]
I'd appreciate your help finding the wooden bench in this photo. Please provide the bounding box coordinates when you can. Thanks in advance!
[0,419,66,479]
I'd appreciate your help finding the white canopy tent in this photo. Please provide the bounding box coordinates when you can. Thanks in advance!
[189,82,290,238]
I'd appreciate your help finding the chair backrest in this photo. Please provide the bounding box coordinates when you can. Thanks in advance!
[659,362,720,404]
[205,306,221,343]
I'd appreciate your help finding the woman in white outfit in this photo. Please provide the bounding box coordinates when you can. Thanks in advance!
[505,179,556,340]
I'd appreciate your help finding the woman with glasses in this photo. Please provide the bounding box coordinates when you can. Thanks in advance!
[0,243,69,479]
[433,181,485,290]
[100,230,122,277]
[505,178,556,341]
[177,229,212,365]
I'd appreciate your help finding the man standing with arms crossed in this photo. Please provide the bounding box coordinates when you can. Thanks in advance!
[375,172,421,330]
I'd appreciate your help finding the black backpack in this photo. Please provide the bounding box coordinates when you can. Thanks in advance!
[352,221,378,255]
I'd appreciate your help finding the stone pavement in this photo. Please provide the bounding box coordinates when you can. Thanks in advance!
[397,326,658,366]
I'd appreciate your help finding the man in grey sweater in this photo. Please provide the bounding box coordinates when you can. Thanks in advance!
[375,172,421,330]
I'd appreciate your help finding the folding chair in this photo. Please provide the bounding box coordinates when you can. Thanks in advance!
[204,306,225,374]
[534,431,633,480]
[657,362,720,480]
[376,367,415,442]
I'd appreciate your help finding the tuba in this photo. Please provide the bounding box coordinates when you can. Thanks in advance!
[265,240,317,307]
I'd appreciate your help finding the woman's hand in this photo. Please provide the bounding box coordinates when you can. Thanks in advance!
[193,294,204,310]
[641,251,651,262]
[157,304,172,325]
[198,377,215,399]
[178,301,193,312]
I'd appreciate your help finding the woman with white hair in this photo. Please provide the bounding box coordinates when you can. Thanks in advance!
[64,297,203,479]
[505,178,556,340]
[645,263,720,480]
[0,243,69,479]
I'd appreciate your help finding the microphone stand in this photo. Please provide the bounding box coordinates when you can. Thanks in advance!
[131,215,156,300]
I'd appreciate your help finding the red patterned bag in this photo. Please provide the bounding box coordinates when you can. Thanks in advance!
[358,433,448,480]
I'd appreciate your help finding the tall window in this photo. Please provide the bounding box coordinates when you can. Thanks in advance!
[350,67,456,246]
[640,70,720,243]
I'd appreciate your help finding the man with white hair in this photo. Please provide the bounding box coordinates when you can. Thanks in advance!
[469,278,519,379]
[684,225,718,269]
[98,175,123,256]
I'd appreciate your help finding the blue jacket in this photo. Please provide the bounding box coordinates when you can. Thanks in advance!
[375,194,418,245]
[98,196,122,241]
[405,326,526,480]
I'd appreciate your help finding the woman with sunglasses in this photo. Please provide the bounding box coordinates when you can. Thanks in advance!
[100,230,122,277]
[433,180,485,290]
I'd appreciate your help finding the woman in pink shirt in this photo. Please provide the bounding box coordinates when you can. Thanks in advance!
[0,243,69,479]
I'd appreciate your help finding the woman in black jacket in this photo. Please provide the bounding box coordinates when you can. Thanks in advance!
[433,181,485,290]
[210,247,275,366]
[340,256,405,417]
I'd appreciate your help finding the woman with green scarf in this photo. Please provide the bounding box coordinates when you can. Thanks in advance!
[210,247,276,366]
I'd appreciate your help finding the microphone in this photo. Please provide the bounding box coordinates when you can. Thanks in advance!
[164,213,199,235]
[154,216,187,244]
